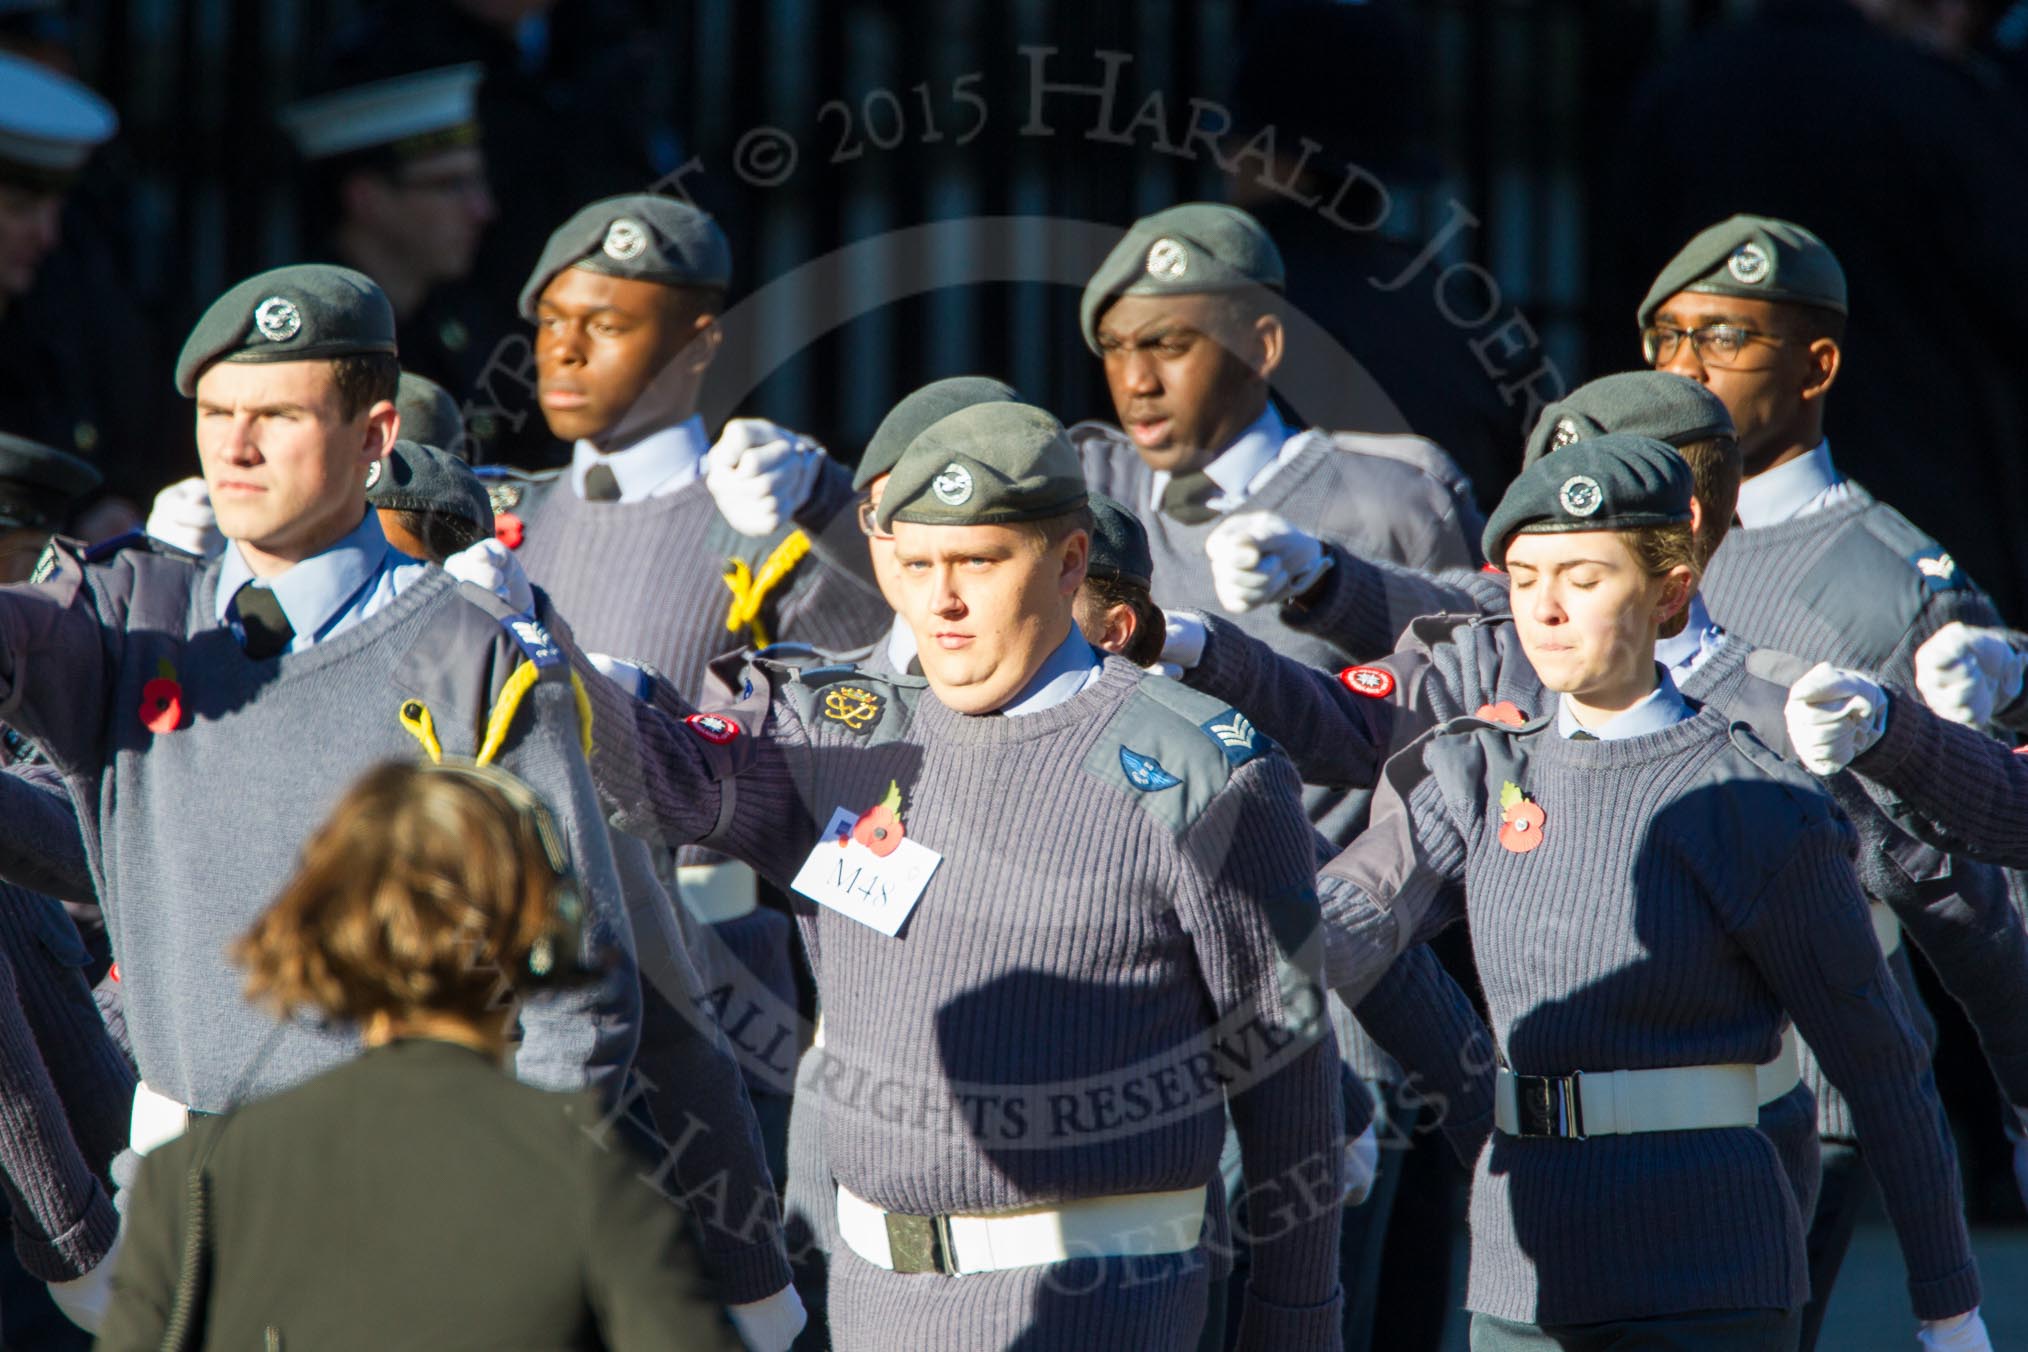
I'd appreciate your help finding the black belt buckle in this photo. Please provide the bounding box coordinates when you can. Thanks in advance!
[885,1210,955,1275]
[1513,1072,1586,1139]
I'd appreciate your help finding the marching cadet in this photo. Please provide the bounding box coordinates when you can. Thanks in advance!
[1078,200,1483,1346]
[575,401,1347,1350]
[0,264,815,1333]
[278,64,502,455]
[1320,433,1987,1352]
[1171,373,2028,1291]
[492,193,891,1198]
[1636,213,2014,1346]
[367,437,494,561]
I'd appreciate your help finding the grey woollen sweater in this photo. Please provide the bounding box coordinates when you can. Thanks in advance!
[1189,605,2028,1142]
[1320,706,1978,1326]
[1077,420,1477,1088]
[0,548,638,1110]
[584,653,1347,1350]
[512,459,890,1105]
[1699,487,2003,688]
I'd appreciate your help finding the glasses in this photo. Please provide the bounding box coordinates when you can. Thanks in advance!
[392,169,491,200]
[856,500,891,540]
[1641,322,1784,370]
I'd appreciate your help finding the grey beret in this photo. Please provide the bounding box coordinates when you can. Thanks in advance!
[176,264,396,397]
[1483,432,1692,567]
[394,371,468,461]
[366,439,493,536]
[858,376,1021,491]
[1079,202,1285,353]
[1523,371,1734,468]
[877,403,1088,531]
[0,431,99,529]
[1086,491,1152,587]
[1637,214,1847,329]
[518,193,732,321]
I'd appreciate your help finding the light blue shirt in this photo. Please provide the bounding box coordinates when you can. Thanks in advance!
[1148,403,1300,517]
[1735,439,1859,528]
[1555,665,1693,740]
[998,629,1104,717]
[215,510,427,654]
[1654,592,1727,685]
[571,416,709,503]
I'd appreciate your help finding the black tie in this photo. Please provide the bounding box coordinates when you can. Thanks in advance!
[233,583,294,660]
[1568,729,1599,742]
[582,461,621,502]
[1160,470,1220,525]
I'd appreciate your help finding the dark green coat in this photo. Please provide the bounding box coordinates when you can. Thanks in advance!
[97,1038,740,1351]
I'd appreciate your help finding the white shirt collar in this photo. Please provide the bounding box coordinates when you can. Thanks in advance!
[884,614,918,674]
[1148,403,1296,515]
[1735,439,1842,529]
[571,416,708,503]
[1555,665,1692,740]
[998,629,1103,717]
[1654,592,1726,682]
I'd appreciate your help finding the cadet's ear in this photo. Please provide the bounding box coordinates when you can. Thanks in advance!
[1798,336,1840,406]
[361,399,399,462]
[683,309,724,378]
[1058,528,1090,598]
[1252,312,1285,383]
[1096,599,1137,657]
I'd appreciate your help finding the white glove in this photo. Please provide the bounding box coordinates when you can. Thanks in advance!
[1159,609,1207,672]
[145,477,224,558]
[585,652,649,700]
[1204,511,1331,614]
[727,1282,808,1352]
[1918,1309,1992,1351]
[1916,622,2028,727]
[706,419,826,538]
[444,538,534,613]
[1341,1123,1380,1207]
[1784,662,1888,776]
[46,1224,121,1333]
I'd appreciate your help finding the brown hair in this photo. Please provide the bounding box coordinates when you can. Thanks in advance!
[1675,434,1743,565]
[1080,572,1166,666]
[1015,502,1098,553]
[1623,520,1702,640]
[329,352,402,422]
[234,761,566,1028]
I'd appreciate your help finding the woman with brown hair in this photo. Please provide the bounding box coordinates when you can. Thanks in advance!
[95,760,739,1351]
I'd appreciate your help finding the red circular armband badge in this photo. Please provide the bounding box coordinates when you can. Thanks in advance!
[1338,666,1396,699]
[685,712,741,745]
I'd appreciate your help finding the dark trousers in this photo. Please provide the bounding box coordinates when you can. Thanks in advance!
[1470,1308,1800,1351]
[1797,1141,1872,1352]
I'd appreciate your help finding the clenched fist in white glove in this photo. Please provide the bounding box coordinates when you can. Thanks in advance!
[145,477,224,558]
[1341,1123,1381,1207]
[1204,512,1331,614]
[1917,1309,1992,1352]
[444,538,534,613]
[1916,622,2028,727]
[1158,609,1207,676]
[706,419,826,538]
[1784,663,1888,776]
[728,1282,808,1352]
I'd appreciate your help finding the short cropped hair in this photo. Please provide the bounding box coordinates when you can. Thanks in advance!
[385,507,487,564]
[1675,434,1742,565]
[234,761,568,1029]
[329,352,402,422]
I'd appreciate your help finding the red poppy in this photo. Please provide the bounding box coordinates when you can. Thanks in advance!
[495,512,525,550]
[1475,701,1526,727]
[108,963,120,984]
[1497,780,1545,854]
[139,677,184,734]
[852,804,904,857]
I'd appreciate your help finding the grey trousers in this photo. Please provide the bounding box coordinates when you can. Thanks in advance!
[1470,1308,1800,1352]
